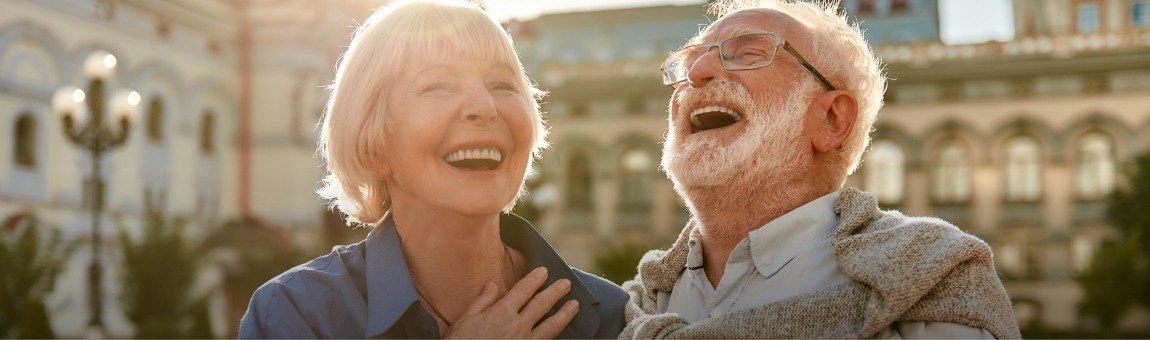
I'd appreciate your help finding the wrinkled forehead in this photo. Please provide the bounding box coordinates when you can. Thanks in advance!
[690,9,812,48]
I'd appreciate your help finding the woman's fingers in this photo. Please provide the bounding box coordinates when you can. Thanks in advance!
[530,300,580,339]
[519,278,571,321]
[501,266,549,311]
[460,282,498,318]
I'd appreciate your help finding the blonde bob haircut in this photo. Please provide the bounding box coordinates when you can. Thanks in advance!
[317,0,549,227]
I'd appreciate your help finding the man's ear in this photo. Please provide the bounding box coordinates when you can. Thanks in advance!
[810,90,858,153]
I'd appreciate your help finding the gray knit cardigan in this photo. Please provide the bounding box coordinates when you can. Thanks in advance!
[620,188,1022,339]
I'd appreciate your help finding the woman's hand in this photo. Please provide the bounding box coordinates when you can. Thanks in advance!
[445,267,580,339]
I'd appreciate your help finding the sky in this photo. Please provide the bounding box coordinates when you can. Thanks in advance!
[483,0,1016,45]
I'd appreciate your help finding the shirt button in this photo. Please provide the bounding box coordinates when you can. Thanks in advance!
[709,307,723,318]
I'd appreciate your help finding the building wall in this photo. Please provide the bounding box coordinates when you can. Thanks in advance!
[0,0,373,337]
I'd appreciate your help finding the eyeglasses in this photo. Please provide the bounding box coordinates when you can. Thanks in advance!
[660,33,837,91]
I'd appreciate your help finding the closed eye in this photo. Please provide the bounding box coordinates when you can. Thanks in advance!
[490,81,519,95]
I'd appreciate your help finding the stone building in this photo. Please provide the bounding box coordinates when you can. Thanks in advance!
[0,0,373,337]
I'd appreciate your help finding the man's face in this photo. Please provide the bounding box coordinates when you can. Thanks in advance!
[661,9,820,193]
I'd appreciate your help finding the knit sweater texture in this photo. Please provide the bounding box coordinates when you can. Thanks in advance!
[620,188,1022,339]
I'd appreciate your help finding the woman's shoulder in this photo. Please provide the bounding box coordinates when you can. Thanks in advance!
[259,243,364,292]
[241,243,369,338]
[570,268,628,309]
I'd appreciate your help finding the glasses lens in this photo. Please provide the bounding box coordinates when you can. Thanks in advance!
[720,34,778,71]
[662,50,689,85]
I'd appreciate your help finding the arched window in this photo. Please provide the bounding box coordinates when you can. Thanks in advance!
[1076,132,1115,200]
[566,152,592,211]
[932,139,971,203]
[1004,135,1042,202]
[200,110,214,155]
[864,140,905,204]
[619,147,654,209]
[147,97,164,143]
[14,113,37,167]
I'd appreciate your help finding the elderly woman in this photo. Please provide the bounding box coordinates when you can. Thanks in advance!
[238,0,626,338]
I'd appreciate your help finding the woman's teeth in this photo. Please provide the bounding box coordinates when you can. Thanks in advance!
[445,147,503,170]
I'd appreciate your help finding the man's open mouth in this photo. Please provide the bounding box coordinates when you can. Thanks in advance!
[444,147,502,170]
[689,105,743,133]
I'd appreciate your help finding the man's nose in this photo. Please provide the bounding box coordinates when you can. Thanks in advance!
[685,47,722,87]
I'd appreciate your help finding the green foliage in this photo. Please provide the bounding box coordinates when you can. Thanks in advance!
[15,300,55,339]
[1078,152,1150,336]
[593,240,651,285]
[118,204,203,338]
[0,214,74,338]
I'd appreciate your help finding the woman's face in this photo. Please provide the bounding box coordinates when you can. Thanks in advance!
[379,53,535,217]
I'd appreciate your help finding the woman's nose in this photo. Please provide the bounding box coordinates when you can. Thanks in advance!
[460,89,498,125]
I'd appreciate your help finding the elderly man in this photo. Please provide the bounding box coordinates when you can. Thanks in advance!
[621,0,1021,338]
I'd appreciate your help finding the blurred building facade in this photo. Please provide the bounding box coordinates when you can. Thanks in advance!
[0,0,373,337]
[512,0,1150,335]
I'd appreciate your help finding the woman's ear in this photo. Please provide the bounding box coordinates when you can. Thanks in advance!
[364,147,392,179]
[811,90,858,153]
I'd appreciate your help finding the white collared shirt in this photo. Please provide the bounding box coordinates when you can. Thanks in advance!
[660,192,994,339]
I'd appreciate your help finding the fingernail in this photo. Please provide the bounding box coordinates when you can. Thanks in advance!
[558,279,571,290]
[565,300,579,309]
[532,266,548,278]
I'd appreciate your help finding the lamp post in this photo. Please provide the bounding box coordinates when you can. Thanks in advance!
[52,50,139,338]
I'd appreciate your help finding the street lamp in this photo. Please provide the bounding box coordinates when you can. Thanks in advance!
[52,50,139,338]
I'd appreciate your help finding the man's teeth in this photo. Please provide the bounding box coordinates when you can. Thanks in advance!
[689,105,742,126]
[444,147,502,163]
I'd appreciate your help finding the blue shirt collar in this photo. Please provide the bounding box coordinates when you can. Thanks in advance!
[363,213,602,338]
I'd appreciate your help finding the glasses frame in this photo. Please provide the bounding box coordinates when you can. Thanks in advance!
[661,33,837,91]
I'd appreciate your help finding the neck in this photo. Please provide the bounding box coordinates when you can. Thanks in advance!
[684,176,830,286]
[392,205,522,326]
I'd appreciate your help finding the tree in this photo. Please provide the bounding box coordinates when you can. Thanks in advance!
[119,200,203,338]
[1078,152,1150,337]
[0,213,74,338]
[593,239,652,285]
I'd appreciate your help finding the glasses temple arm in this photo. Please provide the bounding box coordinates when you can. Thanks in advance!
[782,42,837,91]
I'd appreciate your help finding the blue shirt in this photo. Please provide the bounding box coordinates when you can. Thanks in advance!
[239,213,627,339]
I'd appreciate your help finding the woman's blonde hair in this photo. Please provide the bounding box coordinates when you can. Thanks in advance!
[317,0,549,227]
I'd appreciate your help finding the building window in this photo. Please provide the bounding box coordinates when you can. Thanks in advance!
[1004,135,1043,202]
[619,147,654,209]
[570,103,588,119]
[890,0,909,12]
[932,139,971,203]
[857,0,875,15]
[1077,2,1100,33]
[1075,132,1116,200]
[1134,0,1150,27]
[566,152,592,211]
[14,113,37,167]
[864,140,905,204]
[1071,235,1095,273]
[625,97,646,116]
[997,241,1025,277]
[200,110,214,155]
[147,98,165,143]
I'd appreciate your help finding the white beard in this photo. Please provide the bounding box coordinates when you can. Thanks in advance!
[662,79,818,196]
